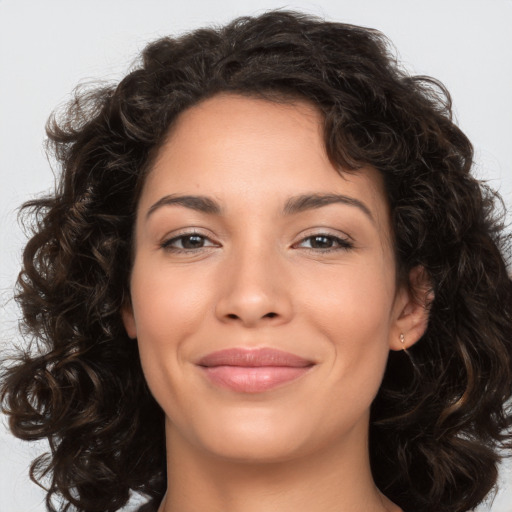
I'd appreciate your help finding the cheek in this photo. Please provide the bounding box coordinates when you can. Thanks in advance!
[128,260,212,403]
[305,262,395,391]
[306,259,395,338]
[130,260,210,342]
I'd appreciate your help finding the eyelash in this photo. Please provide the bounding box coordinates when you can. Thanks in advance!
[160,231,354,254]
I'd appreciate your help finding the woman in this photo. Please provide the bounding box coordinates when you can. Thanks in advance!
[1,10,511,512]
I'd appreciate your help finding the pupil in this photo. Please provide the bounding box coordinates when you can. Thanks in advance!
[313,236,331,248]
[183,235,203,248]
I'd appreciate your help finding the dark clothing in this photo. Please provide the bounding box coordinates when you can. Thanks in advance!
[136,500,159,512]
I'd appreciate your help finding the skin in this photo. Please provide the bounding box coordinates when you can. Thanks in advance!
[123,94,430,512]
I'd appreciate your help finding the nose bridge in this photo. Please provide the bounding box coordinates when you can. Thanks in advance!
[215,235,292,326]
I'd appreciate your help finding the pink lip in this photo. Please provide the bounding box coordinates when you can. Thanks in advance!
[197,348,315,393]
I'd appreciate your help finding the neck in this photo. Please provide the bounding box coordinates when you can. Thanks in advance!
[158,420,401,512]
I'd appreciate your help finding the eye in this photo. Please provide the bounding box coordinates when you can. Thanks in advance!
[161,232,218,252]
[295,233,353,252]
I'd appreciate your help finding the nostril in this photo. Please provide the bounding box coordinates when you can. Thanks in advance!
[222,311,280,322]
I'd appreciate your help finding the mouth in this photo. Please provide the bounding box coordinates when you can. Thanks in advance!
[196,347,315,393]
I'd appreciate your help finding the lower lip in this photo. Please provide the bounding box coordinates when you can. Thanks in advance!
[200,365,312,393]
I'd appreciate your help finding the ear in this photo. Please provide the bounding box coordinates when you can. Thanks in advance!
[121,300,138,339]
[389,265,434,351]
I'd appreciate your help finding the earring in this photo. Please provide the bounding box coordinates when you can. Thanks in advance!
[399,333,406,350]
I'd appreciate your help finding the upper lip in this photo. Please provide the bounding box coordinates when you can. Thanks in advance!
[197,348,314,368]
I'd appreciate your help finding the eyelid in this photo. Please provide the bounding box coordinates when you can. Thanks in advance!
[159,229,354,253]
[160,229,220,251]
[293,226,354,243]
[293,232,354,252]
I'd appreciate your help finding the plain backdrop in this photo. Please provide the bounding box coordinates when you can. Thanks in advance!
[1,1,511,511]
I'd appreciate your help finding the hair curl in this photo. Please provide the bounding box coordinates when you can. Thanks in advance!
[2,10,511,512]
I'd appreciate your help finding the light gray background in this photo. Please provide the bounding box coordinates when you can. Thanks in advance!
[1,0,511,511]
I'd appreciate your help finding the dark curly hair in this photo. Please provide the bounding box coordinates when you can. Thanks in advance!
[1,10,511,512]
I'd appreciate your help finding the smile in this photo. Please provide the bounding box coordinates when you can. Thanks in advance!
[197,347,315,393]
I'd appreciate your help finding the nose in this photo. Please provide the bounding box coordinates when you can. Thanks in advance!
[214,243,293,328]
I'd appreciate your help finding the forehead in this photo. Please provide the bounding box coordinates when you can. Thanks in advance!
[140,94,389,224]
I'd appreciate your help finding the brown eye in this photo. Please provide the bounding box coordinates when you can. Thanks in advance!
[161,233,217,252]
[296,234,353,252]
[309,235,335,249]
[179,235,207,249]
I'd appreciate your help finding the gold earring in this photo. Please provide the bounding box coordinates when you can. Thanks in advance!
[399,333,406,350]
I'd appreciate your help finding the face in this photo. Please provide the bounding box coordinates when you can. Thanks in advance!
[123,94,417,464]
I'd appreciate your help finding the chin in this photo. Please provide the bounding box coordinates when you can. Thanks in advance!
[168,407,320,463]
[198,433,310,464]
[168,402,363,466]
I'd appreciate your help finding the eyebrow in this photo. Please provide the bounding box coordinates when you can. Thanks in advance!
[283,193,374,222]
[146,193,374,223]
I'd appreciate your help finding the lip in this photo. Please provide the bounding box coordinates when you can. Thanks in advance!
[197,348,315,393]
